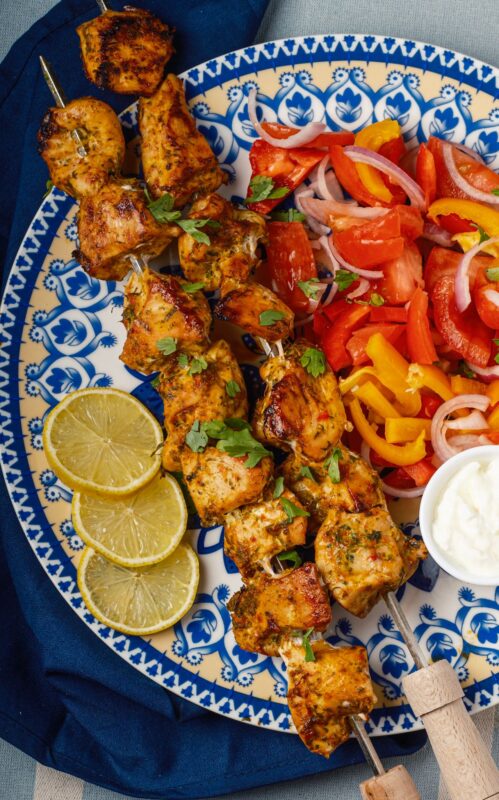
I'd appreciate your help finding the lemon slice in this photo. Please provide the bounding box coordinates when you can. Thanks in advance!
[77,544,199,635]
[72,473,187,568]
[43,387,163,496]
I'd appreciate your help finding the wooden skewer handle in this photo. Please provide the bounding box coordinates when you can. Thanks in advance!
[403,660,499,800]
[359,764,421,799]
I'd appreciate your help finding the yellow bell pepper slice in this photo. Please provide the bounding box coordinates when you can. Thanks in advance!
[338,367,380,395]
[352,381,401,419]
[486,380,499,406]
[385,417,432,443]
[407,363,454,402]
[428,199,499,238]
[450,375,487,396]
[365,333,421,416]
[350,398,426,466]
[452,231,499,257]
[487,405,499,430]
[354,120,401,203]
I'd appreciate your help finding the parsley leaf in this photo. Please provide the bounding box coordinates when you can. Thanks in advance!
[459,360,476,379]
[492,189,499,197]
[245,175,289,204]
[273,476,285,498]
[146,190,182,223]
[370,293,385,307]
[150,374,160,389]
[182,281,205,293]
[493,338,499,346]
[189,356,208,376]
[301,628,316,662]
[185,420,208,453]
[178,218,221,245]
[334,269,358,291]
[297,278,321,299]
[280,497,310,521]
[486,267,499,282]
[43,179,54,198]
[495,354,499,364]
[177,353,189,368]
[473,225,490,244]
[271,208,306,222]
[224,418,252,431]
[259,309,286,326]
[298,465,316,482]
[324,447,342,483]
[278,549,302,568]
[201,418,272,468]
[225,380,241,398]
[300,347,326,378]
[156,336,177,355]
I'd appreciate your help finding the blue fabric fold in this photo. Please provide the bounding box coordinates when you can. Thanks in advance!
[0,1,427,796]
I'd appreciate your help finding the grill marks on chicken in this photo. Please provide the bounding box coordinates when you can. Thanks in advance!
[228,563,331,656]
[224,487,308,579]
[75,179,178,281]
[37,98,125,198]
[178,194,267,291]
[139,75,226,207]
[120,267,211,373]
[77,8,174,96]
[215,282,294,343]
[253,341,347,462]
[159,339,248,472]
[282,641,376,757]
[315,506,427,618]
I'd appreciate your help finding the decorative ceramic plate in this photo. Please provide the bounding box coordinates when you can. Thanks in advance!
[2,34,498,738]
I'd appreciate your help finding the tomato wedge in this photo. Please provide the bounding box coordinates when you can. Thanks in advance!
[416,143,437,207]
[424,247,490,294]
[260,121,354,148]
[395,205,424,240]
[266,221,318,312]
[473,263,499,329]
[329,144,386,207]
[407,287,438,364]
[418,393,443,419]
[246,139,324,214]
[369,306,408,323]
[379,136,406,164]
[403,458,436,486]
[379,240,423,305]
[427,137,499,200]
[431,275,492,367]
[334,209,405,268]
[320,304,371,371]
[346,323,405,365]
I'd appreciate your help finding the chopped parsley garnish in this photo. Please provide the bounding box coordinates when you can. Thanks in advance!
[324,447,342,484]
[259,309,286,326]
[298,465,316,482]
[271,208,306,222]
[273,476,285,498]
[297,278,321,299]
[459,360,476,379]
[245,175,288,205]
[156,336,177,355]
[177,353,190,368]
[43,179,54,197]
[280,497,310,521]
[494,339,499,365]
[300,347,326,378]
[486,267,499,282]
[150,374,160,389]
[334,269,358,291]
[185,420,208,453]
[301,628,316,662]
[186,418,271,467]
[182,281,205,293]
[370,293,385,307]
[278,549,302,568]
[491,188,499,197]
[225,380,241,398]
[145,189,219,244]
[178,218,221,245]
[188,356,208,375]
[473,224,490,244]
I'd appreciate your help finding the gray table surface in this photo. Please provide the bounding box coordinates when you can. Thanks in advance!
[0,2,497,799]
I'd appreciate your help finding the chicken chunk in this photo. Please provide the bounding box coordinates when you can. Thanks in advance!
[38,97,125,198]
[228,563,331,656]
[224,487,308,578]
[215,282,294,343]
[253,341,347,462]
[315,506,427,618]
[178,194,267,291]
[77,8,174,96]
[120,267,211,374]
[158,339,248,471]
[282,640,376,757]
[75,178,177,281]
[180,447,273,525]
[139,74,225,207]
[281,446,386,529]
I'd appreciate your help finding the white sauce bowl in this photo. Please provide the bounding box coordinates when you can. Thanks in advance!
[419,445,499,586]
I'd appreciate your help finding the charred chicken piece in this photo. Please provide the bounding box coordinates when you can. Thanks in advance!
[178,194,267,291]
[38,97,125,198]
[228,563,331,656]
[139,74,225,207]
[75,178,177,281]
[253,340,347,462]
[281,446,386,529]
[315,506,427,618]
[180,446,273,526]
[76,8,174,96]
[215,281,294,343]
[224,486,308,579]
[158,339,248,472]
[120,267,211,374]
[282,640,376,758]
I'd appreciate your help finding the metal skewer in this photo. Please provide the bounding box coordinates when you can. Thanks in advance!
[95,0,109,12]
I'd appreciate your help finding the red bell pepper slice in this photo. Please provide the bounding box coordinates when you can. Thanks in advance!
[418,393,444,419]
[266,221,318,312]
[319,304,371,371]
[424,247,490,294]
[407,287,438,364]
[473,264,499,329]
[379,136,406,164]
[261,121,355,148]
[369,305,408,323]
[346,323,406,365]
[416,143,437,207]
[329,144,386,207]
[437,213,475,235]
[403,458,436,486]
[246,139,324,214]
[431,275,492,367]
[333,209,405,268]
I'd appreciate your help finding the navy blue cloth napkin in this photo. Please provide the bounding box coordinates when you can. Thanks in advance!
[0,2,427,797]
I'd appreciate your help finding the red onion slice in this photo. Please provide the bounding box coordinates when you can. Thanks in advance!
[344,145,427,210]
[454,236,499,312]
[317,234,340,275]
[346,278,370,300]
[465,361,499,379]
[422,222,454,248]
[443,409,489,430]
[431,394,490,461]
[484,288,499,307]
[443,433,491,449]
[451,141,486,165]
[300,196,388,224]
[247,89,326,148]
[295,186,331,235]
[328,236,384,279]
[442,141,499,206]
